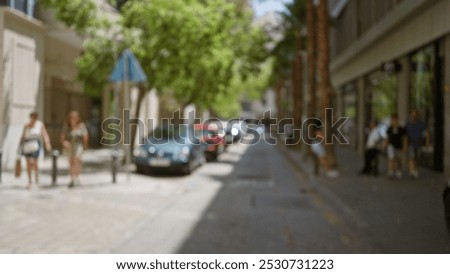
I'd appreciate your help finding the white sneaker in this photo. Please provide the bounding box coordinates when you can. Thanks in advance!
[396,170,402,179]
[388,171,395,178]
[410,170,419,179]
[326,170,339,178]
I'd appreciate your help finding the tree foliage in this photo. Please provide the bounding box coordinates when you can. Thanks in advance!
[40,0,270,116]
[271,0,306,84]
[121,0,269,115]
[39,0,103,35]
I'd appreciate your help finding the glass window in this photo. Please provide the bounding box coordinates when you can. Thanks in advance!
[368,71,398,122]
[410,46,435,125]
[13,0,26,13]
[341,85,357,146]
[1,0,36,17]
[410,45,436,168]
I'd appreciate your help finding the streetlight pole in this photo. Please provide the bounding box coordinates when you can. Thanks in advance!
[123,50,131,182]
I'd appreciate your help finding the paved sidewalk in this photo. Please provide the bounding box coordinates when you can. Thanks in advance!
[279,143,450,253]
[1,148,126,185]
[0,148,222,253]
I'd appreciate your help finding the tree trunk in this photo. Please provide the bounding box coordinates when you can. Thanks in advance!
[306,0,316,119]
[305,0,317,160]
[275,78,284,119]
[292,31,303,131]
[317,0,336,166]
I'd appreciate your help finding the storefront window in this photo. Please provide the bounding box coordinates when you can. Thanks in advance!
[371,75,397,121]
[342,85,357,146]
[0,0,36,17]
[410,46,434,125]
[410,45,436,168]
[367,71,397,134]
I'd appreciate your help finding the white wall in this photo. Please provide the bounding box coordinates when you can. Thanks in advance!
[0,9,44,169]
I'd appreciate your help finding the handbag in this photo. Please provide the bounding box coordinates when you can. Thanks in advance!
[15,157,21,177]
[22,140,40,154]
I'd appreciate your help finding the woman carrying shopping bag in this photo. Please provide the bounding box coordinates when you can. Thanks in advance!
[19,112,52,189]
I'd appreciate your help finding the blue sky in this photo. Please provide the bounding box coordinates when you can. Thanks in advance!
[252,0,293,17]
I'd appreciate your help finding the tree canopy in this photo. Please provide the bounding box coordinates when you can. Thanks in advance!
[270,0,306,84]
[40,0,271,118]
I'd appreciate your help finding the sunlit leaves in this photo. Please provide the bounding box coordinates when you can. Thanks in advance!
[41,0,270,116]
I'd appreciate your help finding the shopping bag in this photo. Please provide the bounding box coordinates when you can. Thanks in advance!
[15,157,21,178]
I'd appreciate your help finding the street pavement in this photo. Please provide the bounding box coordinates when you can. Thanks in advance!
[280,141,450,253]
[0,137,449,253]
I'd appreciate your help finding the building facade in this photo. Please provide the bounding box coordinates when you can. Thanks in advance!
[0,1,45,169]
[330,0,450,176]
[0,0,161,170]
[0,0,116,169]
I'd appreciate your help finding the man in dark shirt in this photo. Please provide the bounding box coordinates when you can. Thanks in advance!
[406,109,430,178]
[386,114,407,178]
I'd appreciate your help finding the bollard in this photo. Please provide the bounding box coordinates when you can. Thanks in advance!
[0,149,2,183]
[51,149,59,186]
[112,150,118,184]
[314,155,320,175]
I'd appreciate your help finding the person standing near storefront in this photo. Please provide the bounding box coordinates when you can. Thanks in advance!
[310,127,339,178]
[386,114,407,179]
[406,109,430,178]
[60,111,88,187]
[360,120,383,176]
[19,112,52,189]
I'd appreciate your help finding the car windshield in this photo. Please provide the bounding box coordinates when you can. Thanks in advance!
[150,125,189,141]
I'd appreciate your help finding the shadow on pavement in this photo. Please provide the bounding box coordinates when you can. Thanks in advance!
[176,141,350,254]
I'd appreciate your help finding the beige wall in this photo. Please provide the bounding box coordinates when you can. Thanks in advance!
[44,36,83,95]
[0,8,45,169]
[43,35,84,145]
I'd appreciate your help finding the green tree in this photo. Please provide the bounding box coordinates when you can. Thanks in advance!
[40,0,270,148]
[271,0,306,124]
[39,0,107,35]
[121,0,268,114]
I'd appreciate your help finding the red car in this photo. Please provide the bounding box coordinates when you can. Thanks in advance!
[194,123,225,161]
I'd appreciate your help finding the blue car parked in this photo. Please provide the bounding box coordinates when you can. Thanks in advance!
[134,124,205,175]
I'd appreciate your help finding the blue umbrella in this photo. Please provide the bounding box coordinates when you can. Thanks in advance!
[110,48,147,83]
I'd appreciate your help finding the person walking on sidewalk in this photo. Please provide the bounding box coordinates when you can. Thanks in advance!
[360,120,383,176]
[405,109,430,178]
[386,114,407,179]
[61,111,88,187]
[310,127,339,178]
[19,112,52,189]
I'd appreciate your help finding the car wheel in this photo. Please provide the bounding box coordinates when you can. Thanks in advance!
[136,164,147,174]
[182,162,192,175]
[211,151,218,161]
[205,153,212,162]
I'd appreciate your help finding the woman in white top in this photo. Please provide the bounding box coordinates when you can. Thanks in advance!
[19,112,52,189]
[60,111,88,187]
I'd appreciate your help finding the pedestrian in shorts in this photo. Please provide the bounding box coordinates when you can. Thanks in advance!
[405,109,430,178]
[386,114,407,179]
